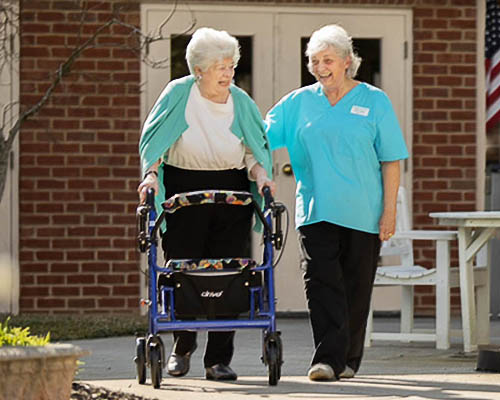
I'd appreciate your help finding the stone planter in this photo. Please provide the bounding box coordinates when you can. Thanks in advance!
[0,343,88,400]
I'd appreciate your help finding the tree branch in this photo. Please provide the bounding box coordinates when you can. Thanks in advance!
[5,18,115,151]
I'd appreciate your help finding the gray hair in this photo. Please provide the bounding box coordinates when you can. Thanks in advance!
[306,24,362,79]
[185,27,240,75]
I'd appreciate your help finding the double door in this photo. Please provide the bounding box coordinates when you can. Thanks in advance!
[142,3,412,311]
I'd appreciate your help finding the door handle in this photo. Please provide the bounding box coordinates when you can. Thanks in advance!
[282,163,293,176]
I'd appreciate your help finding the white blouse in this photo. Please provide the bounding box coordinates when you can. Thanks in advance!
[166,83,257,173]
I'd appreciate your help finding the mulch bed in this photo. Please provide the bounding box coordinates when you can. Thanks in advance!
[71,382,159,400]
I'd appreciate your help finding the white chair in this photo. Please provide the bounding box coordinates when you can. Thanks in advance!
[365,186,490,350]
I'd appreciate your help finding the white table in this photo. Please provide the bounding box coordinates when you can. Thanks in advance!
[429,211,500,352]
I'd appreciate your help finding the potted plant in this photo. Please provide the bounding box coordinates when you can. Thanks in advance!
[0,317,87,400]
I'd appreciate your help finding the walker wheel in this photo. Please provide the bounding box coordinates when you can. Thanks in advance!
[264,332,282,386]
[134,337,146,384]
[149,343,162,389]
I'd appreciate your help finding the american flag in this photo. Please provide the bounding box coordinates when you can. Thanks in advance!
[486,0,500,131]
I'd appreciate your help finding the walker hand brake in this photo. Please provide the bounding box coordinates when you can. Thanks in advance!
[136,188,155,253]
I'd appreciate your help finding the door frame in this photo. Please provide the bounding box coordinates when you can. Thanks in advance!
[0,0,20,314]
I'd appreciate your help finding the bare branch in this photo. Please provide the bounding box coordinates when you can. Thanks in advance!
[0,0,19,75]
[6,18,115,151]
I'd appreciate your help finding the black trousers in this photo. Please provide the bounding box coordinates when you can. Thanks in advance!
[297,222,381,377]
[162,165,253,367]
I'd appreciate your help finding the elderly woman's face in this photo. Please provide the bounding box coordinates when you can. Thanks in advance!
[197,57,235,96]
[310,47,350,91]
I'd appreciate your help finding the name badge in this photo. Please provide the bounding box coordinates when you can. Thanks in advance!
[351,105,370,117]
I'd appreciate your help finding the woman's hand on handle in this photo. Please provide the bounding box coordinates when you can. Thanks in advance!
[138,162,160,203]
[250,163,276,196]
[257,175,276,197]
[137,174,159,203]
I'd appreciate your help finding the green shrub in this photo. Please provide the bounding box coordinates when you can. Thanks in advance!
[0,314,148,341]
[0,317,50,347]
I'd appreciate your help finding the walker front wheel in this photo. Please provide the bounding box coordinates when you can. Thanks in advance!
[267,342,280,386]
[264,331,282,386]
[149,343,162,389]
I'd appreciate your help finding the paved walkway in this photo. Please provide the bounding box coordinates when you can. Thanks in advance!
[72,317,500,399]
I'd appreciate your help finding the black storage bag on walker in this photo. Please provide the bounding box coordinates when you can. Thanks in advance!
[160,264,262,319]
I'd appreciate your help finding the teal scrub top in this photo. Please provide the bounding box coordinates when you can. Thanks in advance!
[265,82,409,234]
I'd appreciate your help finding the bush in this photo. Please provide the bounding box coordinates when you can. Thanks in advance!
[0,317,50,347]
[0,314,148,341]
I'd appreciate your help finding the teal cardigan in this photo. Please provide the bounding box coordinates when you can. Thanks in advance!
[139,75,273,231]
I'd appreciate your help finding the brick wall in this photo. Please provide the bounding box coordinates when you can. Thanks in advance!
[410,0,477,314]
[19,0,142,313]
[18,0,478,315]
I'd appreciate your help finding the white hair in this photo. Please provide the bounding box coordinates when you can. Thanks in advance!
[305,24,362,79]
[185,27,240,75]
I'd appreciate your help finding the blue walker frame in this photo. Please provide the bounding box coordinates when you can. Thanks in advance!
[135,188,284,388]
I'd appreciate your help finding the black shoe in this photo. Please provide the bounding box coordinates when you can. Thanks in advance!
[167,352,193,377]
[205,363,238,381]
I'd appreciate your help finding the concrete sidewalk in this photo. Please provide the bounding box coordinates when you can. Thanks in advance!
[71,317,500,399]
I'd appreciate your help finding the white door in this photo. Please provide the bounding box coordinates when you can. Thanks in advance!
[0,1,20,314]
[141,4,412,312]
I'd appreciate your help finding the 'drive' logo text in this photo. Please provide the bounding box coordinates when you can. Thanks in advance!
[201,291,224,298]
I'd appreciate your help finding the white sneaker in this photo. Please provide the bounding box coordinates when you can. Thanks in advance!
[339,366,355,379]
[307,363,336,381]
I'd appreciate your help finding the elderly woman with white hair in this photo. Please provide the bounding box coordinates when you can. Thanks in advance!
[138,27,275,381]
[265,24,408,382]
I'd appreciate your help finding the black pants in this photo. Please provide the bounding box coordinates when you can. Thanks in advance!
[298,222,381,377]
[162,165,253,367]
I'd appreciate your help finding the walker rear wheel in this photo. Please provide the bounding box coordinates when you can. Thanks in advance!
[134,337,146,384]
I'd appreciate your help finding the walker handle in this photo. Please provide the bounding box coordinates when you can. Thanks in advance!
[146,187,155,207]
[262,185,274,209]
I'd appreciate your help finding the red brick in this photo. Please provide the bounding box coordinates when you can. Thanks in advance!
[112,286,139,296]
[98,298,125,308]
[37,275,65,284]
[97,251,126,261]
[112,263,138,272]
[84,215,110,224]
[51,263,79,273]
[37,298,66,308]
[82,239,111,248]
[22,263,49,273]
[82,263,110,272]
[68,299,96,308]
[67,251,95,261]
[53,215,81,224]
[67,203,95,213]
[53,287,80,296]
[83,286,111,296]
[21,287,50,297]
[53,239,81,248]
[67,274,96,284]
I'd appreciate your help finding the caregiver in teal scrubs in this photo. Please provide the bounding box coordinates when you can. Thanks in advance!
[265,24,409,382]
